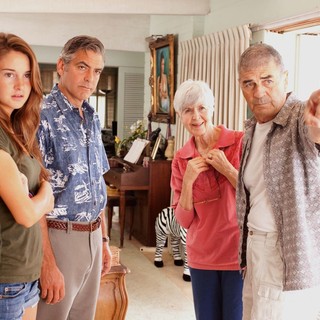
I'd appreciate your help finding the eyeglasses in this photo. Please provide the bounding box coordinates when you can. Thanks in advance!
[193,171,221,205]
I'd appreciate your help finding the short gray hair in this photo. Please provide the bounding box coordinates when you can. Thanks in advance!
[173,80,215,114]
[238,43,285,74]
[60,35,105,64]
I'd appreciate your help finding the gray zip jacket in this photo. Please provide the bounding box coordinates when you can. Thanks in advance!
[237,93,320,291]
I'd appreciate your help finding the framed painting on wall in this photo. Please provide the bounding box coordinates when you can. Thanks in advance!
[149,34,175,124]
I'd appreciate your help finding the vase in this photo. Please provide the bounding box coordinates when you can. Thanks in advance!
[164,138,174,160]
[115,146,126,158]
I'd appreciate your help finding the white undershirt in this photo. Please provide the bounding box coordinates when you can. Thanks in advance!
[243,121,277,232]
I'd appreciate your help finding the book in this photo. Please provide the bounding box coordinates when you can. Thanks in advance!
[124,138,150,164]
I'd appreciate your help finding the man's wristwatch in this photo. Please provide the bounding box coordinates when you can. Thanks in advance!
[102,236,110,243]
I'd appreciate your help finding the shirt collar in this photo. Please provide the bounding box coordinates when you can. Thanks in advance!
[178,125,237,159]
[244,92,300,130]
[51,83,94,116]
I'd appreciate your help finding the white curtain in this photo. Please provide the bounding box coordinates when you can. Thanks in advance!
[175,24,251,151]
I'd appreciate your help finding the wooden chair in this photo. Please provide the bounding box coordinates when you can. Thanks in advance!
[106,186,137,247]
[94,246,130,320]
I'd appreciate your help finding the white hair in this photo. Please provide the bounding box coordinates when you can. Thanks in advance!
[173,80,215,114]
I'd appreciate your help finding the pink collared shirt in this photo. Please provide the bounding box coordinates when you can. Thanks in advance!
[171,125,243,270]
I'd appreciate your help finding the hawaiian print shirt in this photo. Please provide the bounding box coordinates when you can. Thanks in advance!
[37,84,109,222]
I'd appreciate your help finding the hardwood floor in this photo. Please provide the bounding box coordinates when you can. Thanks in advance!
[108,220,195,320]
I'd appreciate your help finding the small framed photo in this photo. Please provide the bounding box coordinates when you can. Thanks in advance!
[149,34,175,124]
[151,134,162,160]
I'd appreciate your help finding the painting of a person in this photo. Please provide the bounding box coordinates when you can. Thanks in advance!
[157,51,170,113]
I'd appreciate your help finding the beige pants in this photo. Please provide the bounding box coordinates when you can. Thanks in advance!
[243,230,320,320]
[36,226,102,320]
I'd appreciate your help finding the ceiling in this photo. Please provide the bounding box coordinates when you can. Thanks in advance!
[0,0,211,52]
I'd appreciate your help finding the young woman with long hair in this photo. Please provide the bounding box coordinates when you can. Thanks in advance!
[0,33,54,320]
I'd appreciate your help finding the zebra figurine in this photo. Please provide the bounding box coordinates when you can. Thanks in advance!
[154,206,190,282]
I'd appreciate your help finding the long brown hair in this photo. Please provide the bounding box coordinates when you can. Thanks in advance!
[0,33,49,180]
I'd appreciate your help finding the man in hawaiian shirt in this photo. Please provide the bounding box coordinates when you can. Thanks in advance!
[36,35,112,320]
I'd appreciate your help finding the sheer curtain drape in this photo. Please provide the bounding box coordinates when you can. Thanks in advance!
[175,25,251,151]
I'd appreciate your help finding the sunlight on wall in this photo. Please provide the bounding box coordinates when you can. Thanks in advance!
[263,31,296,95]
[296,34,320,100]
[263,30,320,101]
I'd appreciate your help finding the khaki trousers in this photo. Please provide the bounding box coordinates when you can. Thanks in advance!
[36,225,102,320]
[243,230,320,320]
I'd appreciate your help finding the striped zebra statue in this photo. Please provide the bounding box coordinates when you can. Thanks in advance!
[154,207,190,282]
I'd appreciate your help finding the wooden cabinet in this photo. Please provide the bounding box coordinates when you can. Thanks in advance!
[104,159,172,247]
[132,160,172,246]
[94,264,129,320]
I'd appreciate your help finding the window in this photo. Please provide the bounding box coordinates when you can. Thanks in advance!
[262,26,320,100]
[88,68,118,129]
[252,15,320,100]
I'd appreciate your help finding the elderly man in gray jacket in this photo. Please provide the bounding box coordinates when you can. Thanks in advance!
[236,43,320,320]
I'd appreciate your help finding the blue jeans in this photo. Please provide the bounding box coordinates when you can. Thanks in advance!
[0,280,39,320]
[189,268,243,320]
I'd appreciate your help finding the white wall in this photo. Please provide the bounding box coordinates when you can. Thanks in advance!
[29,0,320,138]
[145,0,320,135]
[205,0,319,34]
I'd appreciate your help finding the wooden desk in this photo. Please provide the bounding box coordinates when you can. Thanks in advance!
[104,160,172,247]
[95,264,129,320]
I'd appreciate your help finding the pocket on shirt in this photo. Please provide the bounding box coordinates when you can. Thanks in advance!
[193,171,220,203]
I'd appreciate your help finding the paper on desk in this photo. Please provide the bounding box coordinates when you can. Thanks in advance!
[124,138,149,164]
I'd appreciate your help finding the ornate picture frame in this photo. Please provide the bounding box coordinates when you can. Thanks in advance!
[149,34,175,124]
